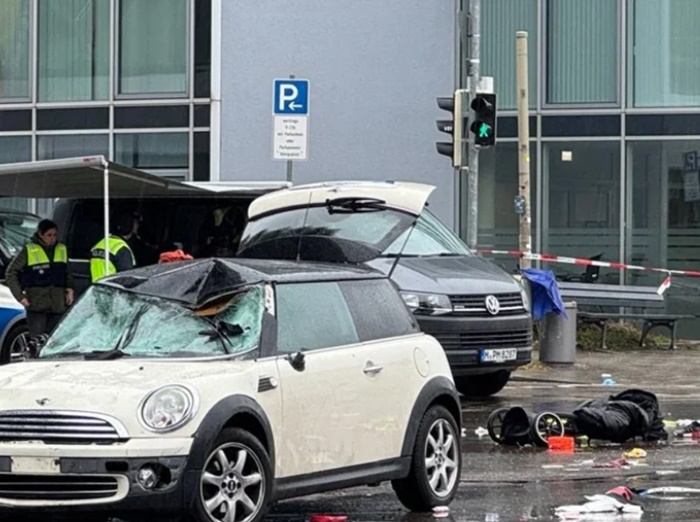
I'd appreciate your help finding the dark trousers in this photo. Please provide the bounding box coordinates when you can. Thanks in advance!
[26,311,63,339]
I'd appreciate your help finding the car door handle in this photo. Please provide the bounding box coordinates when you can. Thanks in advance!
[363,362,383,375]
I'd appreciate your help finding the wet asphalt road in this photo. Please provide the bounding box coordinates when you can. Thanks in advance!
[264,375,700,522]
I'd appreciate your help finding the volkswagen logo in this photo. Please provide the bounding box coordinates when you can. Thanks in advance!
[485,295,500,316]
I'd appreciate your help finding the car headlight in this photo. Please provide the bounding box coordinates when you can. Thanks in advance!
[513,276,531,312]
[139,384,198,433]
[520,286,531,312]
[400,291,452,315]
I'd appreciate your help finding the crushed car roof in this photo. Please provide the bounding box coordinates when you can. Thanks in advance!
[97,258,384,307]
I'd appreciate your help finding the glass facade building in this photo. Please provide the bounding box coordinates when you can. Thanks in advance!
[462,0,700,338]
[2,0,700,337]
[0,0,211,214]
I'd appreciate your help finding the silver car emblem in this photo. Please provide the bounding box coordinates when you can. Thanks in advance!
[36,398,51,406]
[485,295,500,316]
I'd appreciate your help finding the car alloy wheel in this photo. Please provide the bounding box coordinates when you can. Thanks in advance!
[10,332,29,363]
[200,442,266,522]
[424,418,459,497]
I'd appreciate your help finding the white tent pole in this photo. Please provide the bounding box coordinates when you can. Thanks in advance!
[102,159,110,273]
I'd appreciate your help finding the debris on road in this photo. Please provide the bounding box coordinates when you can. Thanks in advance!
[555,486,643,519]
[622,448,647,459]
[486,388,667,448]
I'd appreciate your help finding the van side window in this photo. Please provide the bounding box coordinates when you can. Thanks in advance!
[275,282,359,353]
[340,279,419,342]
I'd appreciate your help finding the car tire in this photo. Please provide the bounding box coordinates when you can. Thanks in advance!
[391,405,461,512]
[191,428,272,522]
[454,371,511,397]
[0,323,28,365]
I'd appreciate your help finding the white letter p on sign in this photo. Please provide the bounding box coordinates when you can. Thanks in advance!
[279,85,298,112]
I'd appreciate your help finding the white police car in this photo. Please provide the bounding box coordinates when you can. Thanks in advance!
[0,284,27,365]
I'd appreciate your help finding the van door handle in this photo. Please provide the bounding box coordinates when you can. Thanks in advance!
[363,361,383,375]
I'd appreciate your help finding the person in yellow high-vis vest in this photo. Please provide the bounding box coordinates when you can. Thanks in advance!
[5,219,74,341]
[89,213,137,283]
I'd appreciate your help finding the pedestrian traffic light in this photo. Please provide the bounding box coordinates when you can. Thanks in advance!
[469,93,497,147]
[436,90,467,167]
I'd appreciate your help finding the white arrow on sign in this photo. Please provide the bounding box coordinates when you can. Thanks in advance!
[289,102,303,111]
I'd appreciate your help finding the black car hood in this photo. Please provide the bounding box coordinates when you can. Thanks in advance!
[366,255,521,294]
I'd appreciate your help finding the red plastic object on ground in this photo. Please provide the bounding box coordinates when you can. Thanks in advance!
[548,436,575,452]
[309,516,348,522]
[158,249,193,263]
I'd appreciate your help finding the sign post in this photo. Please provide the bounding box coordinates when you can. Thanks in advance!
[273,77,310,182]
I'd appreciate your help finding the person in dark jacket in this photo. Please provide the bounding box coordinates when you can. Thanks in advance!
[5,219,74,340]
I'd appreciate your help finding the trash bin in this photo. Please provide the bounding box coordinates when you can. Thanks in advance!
[540,301,578,364]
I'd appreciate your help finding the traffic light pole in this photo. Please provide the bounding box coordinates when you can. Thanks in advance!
[465,0,480,249]
[516,31,532,270]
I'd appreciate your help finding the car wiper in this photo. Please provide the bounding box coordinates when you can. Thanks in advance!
[198,320,244,354]
[325,197,388,214]
[110,304,149,354]
[83,349,132,361]
[379,253,419,258]
[435,253,463,257]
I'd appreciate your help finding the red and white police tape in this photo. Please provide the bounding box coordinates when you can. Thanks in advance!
[474,248,700,295]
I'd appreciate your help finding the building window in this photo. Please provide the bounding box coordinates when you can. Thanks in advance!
[117,0,189,96]
[462,141,537,273]
[628,0,700,107]
[115,132,189,176]
[481,0,537,110]
[0,136,32,212]
[38,0,110,103]
[543,142,621,282]
[628,140,700,338]
[194,0,211,99]
[37,134,109,160]
[0,0,31,101]
[546,0,618,104]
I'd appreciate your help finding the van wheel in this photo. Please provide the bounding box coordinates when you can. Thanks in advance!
[192,428,272,522]
[391,405,461,512]
[0,323,29,365]
[454,371,511,397]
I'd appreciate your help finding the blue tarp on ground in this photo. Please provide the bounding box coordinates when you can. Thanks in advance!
[522,268,567,321]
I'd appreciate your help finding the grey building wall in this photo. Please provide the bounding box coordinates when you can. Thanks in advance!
[219,0,456,226]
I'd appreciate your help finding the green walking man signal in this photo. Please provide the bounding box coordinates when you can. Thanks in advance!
[477,122,492,139]
[469,93,497,147]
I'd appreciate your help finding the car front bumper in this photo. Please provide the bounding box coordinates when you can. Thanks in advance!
[0,438,194,515]
[416,312,533,376]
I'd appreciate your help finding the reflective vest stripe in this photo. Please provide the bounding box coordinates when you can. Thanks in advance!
[90,236,135,282]
[26,243,67,266]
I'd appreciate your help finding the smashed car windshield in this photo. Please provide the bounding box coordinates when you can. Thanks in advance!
[39,284,264,359]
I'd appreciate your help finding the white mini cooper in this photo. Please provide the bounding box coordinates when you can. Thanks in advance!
[0,255,461,521]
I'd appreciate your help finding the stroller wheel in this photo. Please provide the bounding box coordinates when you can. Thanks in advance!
[486,407,510,443]
[530,411,566,447]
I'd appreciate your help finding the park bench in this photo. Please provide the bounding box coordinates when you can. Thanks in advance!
[557,282,695,350]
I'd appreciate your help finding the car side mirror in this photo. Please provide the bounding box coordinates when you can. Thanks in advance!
[286,350,305,372]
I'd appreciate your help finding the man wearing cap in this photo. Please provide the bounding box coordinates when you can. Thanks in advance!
[89,213,138,283]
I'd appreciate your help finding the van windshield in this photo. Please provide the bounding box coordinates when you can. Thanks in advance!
[238,206,471,262]
[39,285,264,359]
[382,210,472,257]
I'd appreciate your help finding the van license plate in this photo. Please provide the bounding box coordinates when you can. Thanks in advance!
[480,349,517,363]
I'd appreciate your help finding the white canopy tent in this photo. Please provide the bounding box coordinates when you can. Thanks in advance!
[0,155,289,274]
